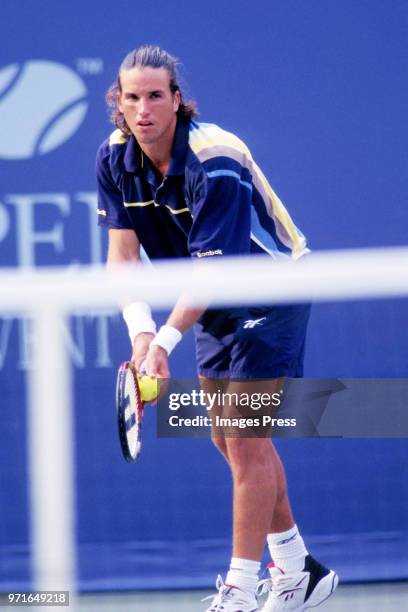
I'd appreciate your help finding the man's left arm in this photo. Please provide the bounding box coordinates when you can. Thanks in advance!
[145,162,253,377]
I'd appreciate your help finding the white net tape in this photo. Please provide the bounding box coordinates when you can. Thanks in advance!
[1,246,408,313]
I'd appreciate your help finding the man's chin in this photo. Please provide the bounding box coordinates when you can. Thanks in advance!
[133,133,156,145]
[132,127,157,144]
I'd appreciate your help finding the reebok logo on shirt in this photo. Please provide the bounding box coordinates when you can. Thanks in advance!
[196,249,223,258]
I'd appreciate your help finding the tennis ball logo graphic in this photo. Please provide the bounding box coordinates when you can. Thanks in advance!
[0,60,88,160]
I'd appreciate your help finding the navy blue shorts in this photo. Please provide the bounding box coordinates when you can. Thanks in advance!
[194,303,311,380]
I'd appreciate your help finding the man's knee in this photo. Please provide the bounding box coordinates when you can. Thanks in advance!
[225,437,273,474]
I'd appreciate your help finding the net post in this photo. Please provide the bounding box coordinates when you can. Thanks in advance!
[27,306,77,611]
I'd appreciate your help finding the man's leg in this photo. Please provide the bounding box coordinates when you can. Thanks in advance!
[223,378,294,560]
[199,375,230,462]
[200,376,266,608]
[227,436,279,560]
[268,443,295,533]
[200,375,295,557]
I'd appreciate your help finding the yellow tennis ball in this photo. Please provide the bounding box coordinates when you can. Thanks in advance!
[137,374,159,402]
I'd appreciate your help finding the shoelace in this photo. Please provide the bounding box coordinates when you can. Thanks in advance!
[201,575,248,610]
[201,575,234,607]
[256,568,303,598]
[255,577,273,598]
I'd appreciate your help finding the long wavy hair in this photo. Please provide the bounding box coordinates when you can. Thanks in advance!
[106,45,198,135]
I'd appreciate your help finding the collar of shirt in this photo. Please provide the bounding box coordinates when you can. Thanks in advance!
[123,118,190,177]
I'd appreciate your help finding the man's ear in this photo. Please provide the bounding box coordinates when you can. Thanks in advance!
[117,91,123,114]
[173,90,181,113]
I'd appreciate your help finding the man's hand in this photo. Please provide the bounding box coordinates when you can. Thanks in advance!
[144,344,170,401]
[145,344,170,378]
[131,332,155,372]
[131,334,170,401]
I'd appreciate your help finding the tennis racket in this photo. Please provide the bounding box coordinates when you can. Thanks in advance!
[116,361,145,462]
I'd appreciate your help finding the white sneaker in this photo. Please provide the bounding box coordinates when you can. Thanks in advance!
[203,575,258,611]
[256,555,338,611]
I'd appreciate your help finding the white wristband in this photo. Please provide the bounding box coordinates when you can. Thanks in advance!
[122,302,157,345]
[150,325,182,356]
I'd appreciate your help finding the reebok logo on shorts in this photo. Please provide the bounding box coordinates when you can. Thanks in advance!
[243,317,266,329]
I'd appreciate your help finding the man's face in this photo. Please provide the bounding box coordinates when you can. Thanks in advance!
[118,66,180,145]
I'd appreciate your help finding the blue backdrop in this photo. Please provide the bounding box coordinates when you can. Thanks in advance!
[1,0,407,591]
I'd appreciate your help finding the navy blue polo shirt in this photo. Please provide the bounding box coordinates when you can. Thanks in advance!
[96,119,309,263]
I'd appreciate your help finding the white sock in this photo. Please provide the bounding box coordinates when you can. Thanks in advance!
[267,524,308,573]
[225,557,261,593]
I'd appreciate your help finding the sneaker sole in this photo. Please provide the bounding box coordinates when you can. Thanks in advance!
[303,570,339,610]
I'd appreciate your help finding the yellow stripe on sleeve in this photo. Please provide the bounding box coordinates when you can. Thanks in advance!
[251,161,306,258]
[109,129,128,146]
[189,123,251,160]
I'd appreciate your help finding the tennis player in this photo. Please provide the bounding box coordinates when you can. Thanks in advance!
[96,45,338,611]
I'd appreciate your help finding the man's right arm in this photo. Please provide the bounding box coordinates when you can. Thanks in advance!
[107,227,140,268]
[96,141,156,369]
[106,228,155,370]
